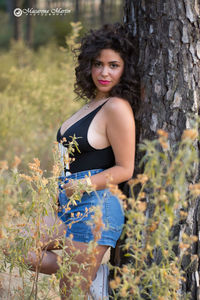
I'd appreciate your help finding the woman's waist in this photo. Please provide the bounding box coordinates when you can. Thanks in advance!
[59,168,104,181]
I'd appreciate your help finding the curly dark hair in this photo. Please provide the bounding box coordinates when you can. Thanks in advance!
[72,22,140,112]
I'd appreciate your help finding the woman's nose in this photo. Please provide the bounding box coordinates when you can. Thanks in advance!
[101,66,109,76]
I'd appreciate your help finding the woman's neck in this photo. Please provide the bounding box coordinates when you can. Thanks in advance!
[94,92,109,101]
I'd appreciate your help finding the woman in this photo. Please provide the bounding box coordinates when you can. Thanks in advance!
[25,23,138,299]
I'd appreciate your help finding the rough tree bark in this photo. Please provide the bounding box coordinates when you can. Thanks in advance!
[114,0,200,299]
[13,0,23,41]
[74,0,80,22]
[26,0,36,47]
[100,0,105,24]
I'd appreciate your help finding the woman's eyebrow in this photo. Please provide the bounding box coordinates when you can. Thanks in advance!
[94,59,121,63]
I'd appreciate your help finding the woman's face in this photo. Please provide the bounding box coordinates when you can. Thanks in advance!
[91,48,124,99]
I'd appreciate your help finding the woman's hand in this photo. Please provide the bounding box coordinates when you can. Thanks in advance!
[61,180,76,197]
[61,177,93,198]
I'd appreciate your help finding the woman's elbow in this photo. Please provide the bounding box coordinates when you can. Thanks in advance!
[124,165,135,181]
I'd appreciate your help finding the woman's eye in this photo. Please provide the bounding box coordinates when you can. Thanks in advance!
[93,62,101,67]
[111,64,119,68]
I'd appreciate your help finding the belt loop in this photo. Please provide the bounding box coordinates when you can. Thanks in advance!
[65,170,72,177]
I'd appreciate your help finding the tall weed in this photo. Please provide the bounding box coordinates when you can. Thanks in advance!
[110,127,199,299]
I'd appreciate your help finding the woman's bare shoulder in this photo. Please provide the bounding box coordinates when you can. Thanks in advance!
[104,97,134,117]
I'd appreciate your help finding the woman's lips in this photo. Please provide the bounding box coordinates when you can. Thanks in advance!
[98,80,111,85]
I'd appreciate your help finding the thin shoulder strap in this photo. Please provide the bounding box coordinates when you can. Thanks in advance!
[99,97,110,108]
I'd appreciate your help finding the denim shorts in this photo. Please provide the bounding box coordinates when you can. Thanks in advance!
[57,169,124,248]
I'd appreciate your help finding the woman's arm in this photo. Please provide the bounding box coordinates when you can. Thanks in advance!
[89,97,135,187]
[63,97,135,196]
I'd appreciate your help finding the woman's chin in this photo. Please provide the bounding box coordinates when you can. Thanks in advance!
[96,86,112,94]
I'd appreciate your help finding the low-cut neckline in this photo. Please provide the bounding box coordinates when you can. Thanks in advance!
[59,99,109,137]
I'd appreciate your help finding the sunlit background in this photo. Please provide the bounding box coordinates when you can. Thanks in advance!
[0,0,124,49]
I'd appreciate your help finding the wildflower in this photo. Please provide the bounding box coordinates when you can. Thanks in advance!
[120,286,127,297]
[0,160,8,171]
[137,174,148,184]
[181,232,188,239]
[181,129,198,141]
[52,164,60,177]
[19,174,33,182]
[163,250,168,256]
[7,204,13,212]
[190,235,198,242]
[107,183,126,200]
[110,280,118,289]
[133,276,140,284]
[189,182,200,195]
[122,265,129,274]
[42,178,48,186]
[179,242,190,250]
[180,276,186,282]
[38,241,44,248]
[115,276,121,285]
[54,240,60,248]
[92,208,105,241]
[189,182,200,190]
[179,211,188,218]
[3,189,11,195]
[158,137,169,150]
[11,156,21,169]
[16,223,26,227]
[28,158,43,175]
[50,274,57,285]
[128,178,139,186]
[148,221,159,232]
[157,129,169,138]
[32,175,39,181]
[57,256,62,264]
[0,229,5,238]
[159,194,168,203]
[173,190,180,201]
[138,192,146,199]
[137,201,147,212]
[123,201,128,210]
[191,254,198,262]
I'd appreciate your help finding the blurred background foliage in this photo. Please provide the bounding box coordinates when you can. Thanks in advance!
[0,0,123,173]
[0,0,123,49]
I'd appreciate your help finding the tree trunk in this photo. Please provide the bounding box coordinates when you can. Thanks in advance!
[26,0,36,47]
[114,0,200,298]
[6,0,14,22]
[13,0,23,41]
[100,0,105,24]
[74,0,80,22]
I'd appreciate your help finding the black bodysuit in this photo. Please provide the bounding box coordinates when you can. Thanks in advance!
[57,101,115,174]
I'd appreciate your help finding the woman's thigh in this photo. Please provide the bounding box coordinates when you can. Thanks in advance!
[60,240,109,293]
[21,212,67,250]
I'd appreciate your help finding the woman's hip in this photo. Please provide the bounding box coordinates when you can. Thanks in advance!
[57,169,125,232]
